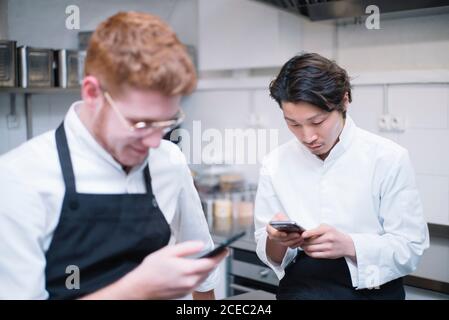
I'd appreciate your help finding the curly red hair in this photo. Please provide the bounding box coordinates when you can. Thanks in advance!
[84,11,196,96]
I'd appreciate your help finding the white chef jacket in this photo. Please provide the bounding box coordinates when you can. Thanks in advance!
[0,101,218,299]
[254,115,429,290]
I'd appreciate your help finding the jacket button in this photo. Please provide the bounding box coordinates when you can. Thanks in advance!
[69,201,79,210]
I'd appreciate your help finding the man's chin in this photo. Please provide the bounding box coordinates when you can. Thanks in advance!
[115,154,148,169]
[310,145,331,156]
[306,144,325,154]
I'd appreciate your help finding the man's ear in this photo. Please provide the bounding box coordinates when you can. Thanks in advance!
[81,76,103,109]
[342,92,350,111]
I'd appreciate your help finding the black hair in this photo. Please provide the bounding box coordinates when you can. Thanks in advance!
[269,53,352,118]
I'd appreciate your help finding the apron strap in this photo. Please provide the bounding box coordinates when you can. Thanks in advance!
[56,122,154,196]
[143,164,153,195]
[55,122,77,195]
[56,122,156,205]
[143,164,159,208]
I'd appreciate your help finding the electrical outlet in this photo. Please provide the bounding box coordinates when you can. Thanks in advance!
[390,115,406,132]
[378,114,406,132]
[378,114,392,131]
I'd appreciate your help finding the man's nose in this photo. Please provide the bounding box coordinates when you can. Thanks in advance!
[141,130,164,149]
[302,127,318,144]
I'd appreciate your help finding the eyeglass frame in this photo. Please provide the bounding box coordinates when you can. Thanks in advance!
[103,91,185,135]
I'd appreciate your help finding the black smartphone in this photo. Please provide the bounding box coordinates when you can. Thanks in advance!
[269,221,306,234]
[198,231,247,259]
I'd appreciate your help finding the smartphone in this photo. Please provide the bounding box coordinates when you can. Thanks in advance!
[198,231,246,259]
[269,221,305,234]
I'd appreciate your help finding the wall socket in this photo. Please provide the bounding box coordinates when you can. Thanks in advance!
[378,114,406,132]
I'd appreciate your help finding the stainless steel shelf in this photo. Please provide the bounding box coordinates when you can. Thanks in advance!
[0,87,80,94]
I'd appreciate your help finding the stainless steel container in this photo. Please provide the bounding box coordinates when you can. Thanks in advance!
[0,40,18,87]
[18,46,54,88]
[56,49,81,88]
[78,31,93,50]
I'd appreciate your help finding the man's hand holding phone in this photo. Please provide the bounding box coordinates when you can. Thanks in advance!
[301,224,357,261]
[198,231,246,259]
[266,213,305,249]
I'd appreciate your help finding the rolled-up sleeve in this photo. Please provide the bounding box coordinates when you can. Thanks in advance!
[170,163,219,292]
[348,151,429,289]
[254,161,298,279]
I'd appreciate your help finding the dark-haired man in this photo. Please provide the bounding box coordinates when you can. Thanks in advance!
[254,53,429,300]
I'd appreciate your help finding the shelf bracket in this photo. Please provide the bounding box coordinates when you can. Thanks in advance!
[7,93,19,129]
[24,93,33,139]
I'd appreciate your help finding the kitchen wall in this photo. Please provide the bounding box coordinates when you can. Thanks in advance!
[5,0,198,49]
[0,0,8,39]
[337,13,449,72]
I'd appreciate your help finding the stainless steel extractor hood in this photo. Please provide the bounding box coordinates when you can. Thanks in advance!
[252,0,449,21]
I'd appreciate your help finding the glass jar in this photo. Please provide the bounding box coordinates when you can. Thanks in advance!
[236,185,256,227]
[213,193,233,220]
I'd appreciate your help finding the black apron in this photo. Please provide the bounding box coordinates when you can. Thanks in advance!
[45,123,171,299]
[277,251,405,300]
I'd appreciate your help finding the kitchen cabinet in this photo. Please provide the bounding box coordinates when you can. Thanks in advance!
[198,0,302,71]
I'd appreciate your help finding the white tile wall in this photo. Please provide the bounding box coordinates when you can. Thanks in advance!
[348,84,449,226]
[399,129,449,176]
[30,94,76,137]
[0,94,27,153]
[181,89,295,182]
[6,0,198,49]
[389,84,449,130]
[0,93,77,154]
[252,89,294,144]
[416,175,449,225]
[338,13,449,72]
[348,85,399,142]
[348,86,384,134]
[182,90,254,179]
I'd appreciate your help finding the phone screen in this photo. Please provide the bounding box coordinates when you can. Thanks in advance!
[270,221,305,233]
[198,231,246,259]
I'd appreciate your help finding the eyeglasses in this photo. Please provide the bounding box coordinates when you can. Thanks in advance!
[103,91,184,135]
